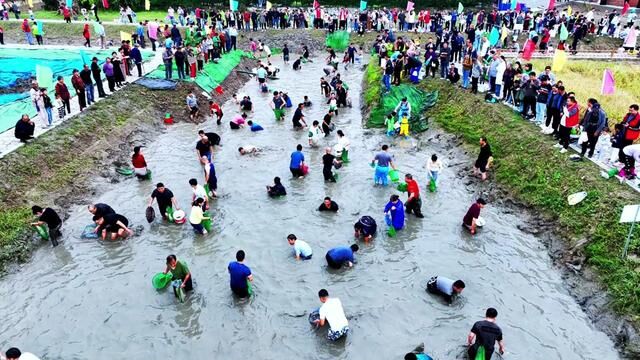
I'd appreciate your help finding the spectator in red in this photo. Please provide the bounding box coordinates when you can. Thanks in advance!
[71,69,87,111]
[83,23,91,47]
[54,76,71,114]
[22,18,33,45]
[619,104,640,165]
[556,96,580,154]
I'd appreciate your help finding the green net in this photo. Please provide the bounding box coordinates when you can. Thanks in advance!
[148,50,250,93]
[368,84,438,133]
[325,31,350,52]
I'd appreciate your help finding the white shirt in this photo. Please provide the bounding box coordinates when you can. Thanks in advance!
[426,159,443,173]
[337,136,350,151]
[319,297,348,332]
[192,184,207,200]
[293,239,312,257]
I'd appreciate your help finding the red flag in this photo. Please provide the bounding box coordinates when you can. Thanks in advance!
[548,0,555,10]
[313,0,319,9]
[522,39,536,60]
[622,0,630,16]
[102,0,109,8]
[215,85,224,94]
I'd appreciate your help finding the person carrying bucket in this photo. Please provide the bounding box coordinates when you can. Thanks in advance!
[425,154,443,192]
[30,205,62,247]
[202,156,218,198]
[371,144,396,186]
[335,130,350,162]
[148,183,180,221]
[228,250,253,298]
[164,254,193,295]
[189,198,210,235]
[467,308,505,360]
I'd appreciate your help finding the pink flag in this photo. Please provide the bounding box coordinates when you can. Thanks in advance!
[406,1,414,11]
[624,27,638,48]
[548,0,556,10]
[102,0,109,9]
[522,39,536,60]
[622,0,630,16]
[313,0,319,9]
[601,69,615,95]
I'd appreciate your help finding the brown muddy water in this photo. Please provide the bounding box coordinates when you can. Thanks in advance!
[0,56,620,359]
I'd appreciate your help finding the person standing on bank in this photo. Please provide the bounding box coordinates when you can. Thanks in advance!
[31,205,62,247]
[580,98,607,159]
[473,137,493,181]
[71,70,87,111]
[91,57,106,98]
[80,64,95,106]
[467,308,505,360]
[54,76,71,114]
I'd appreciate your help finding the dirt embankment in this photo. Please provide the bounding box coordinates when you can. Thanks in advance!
[0,57,256,272]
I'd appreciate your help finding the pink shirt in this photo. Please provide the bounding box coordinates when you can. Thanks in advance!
[232,115,246,125]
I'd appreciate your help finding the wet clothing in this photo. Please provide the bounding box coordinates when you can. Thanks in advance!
[374,151,393,167]
[292,108,304,128]
[151,188,174,217]
[267,183,286,197]
[319,297,349,340]
[39,208,62,230]
[384,200,405,230]
[290,150,305,175]
[426,276,456,304]
[463,203,481,227]
[196,140,213,159]
[322,153,336,182]
[475,144,492,173]
[169,260,193,291]
[93,203,115,219]
[325,246,355,269]
[292,239,313,260]
[228,261,251,297]
[318,201,339,212]
[204,132,221,146]
[102,213,128,233]
[468,320,503,360]
[354,216,377,238]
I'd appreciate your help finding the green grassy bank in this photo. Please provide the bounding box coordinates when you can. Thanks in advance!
[0,83,195,269]
[417,79,640,317]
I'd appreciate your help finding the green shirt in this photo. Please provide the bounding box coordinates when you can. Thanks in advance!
[170,261,189,281]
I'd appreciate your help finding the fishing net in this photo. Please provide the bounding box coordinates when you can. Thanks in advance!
[325,31,350,52]
[148,50,250,93]
[368,84,438,133]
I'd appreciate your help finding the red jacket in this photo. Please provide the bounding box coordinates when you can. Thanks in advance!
[55,82,70,100]
[623,112,640,141]
[22,20,30,33]
[71,75,85,91]
[406,179,420,199]
[564,102,580,128]
[132,153,147,168]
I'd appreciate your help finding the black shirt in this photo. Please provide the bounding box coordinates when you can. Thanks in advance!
[91,62,102,80]
[318,201,339,212]
[293,59,301,70]
[268,183,286,197]
[196,140,212,156]
[205,132,221,146]
[151,188,174,206]
[80,69,93,85]
[292,108,304,125]
[94,203,115,218]
[103,213,128,228]
[470,320,503,353]
[322,153,335,171]
[39,208,62,229]
[477,144,493,164]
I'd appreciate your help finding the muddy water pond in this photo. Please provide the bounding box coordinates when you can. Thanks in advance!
[0,57,619,359]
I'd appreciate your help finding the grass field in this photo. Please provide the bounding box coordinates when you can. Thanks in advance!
[31,9,169,22]
[530,59,640,122]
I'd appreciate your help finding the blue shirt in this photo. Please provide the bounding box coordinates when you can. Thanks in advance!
[326,246,354,264]
[250,123,264,132]
[228,261,251,290]
[384,200,405,230]
[290,151,304,169]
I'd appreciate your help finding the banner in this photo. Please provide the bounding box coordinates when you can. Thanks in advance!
[27,0,33,8]
[457,2,463,13]
[622,0,630,16]
[35,65,53,90]
[406,1,414,12]
[37,21,44,35]
[624,27,637,48]
[488,26,500,46]
[66,0,72,8]
[120,31,132,42]
[229,0,239,11]
[601,69,615,95]
[144,0,150,11]
[552,49,567,72]
[266,1,272,10]
[510,0,517,10]
[567,5,572,16]
[559,23,569,41]
[313,0,319,9]
[360,0,366,11]
[548,0,555,10]
[522,39,535,60]
[102,0,109,9]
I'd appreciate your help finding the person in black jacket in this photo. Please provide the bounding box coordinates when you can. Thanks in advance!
[91,57,106,98]
[80,64,95,106]
[15,114,35,143]
[175,47,186,80]
[31,205,62,246]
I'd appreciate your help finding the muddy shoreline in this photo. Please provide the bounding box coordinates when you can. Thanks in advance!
[422,125,640,358]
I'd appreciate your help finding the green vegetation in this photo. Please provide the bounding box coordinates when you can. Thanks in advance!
[419,79,640,317]
[1,21,137,45]
[530,59,640,122]
[364,55,382,108]
[33,10,168,22]
[0,83,195,271]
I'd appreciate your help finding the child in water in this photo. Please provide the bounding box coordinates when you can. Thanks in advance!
[384,112,397,137]
[303,96,312,107]
[399,116,410,138]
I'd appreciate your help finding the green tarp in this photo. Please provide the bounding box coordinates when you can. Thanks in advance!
[368,84,438,133]
[148,50,250,93]
[325,31,350,52]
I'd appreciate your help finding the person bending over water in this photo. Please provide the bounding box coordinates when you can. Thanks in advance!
[426,276,465,304]
[238,145,259,155]
[287,234,313,260]
[467,308,505,360]
[164,254,193,292]
[325,244,359,269]
[94,212,132,240]
[463,198,486,235]
[228,250,254,298]
[267,176,286,197]
[354,215,377,242]
[311,289,349,341]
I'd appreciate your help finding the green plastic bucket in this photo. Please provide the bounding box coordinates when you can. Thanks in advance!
[397,182,408,192]
[429,179,437,192]
[152,272,173,289]
[166,206,174,222]
[247,279,253,296]
[389,169,400,183]
[202,211,212,232]
[116,167,135,176]
[35,224,49,240]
